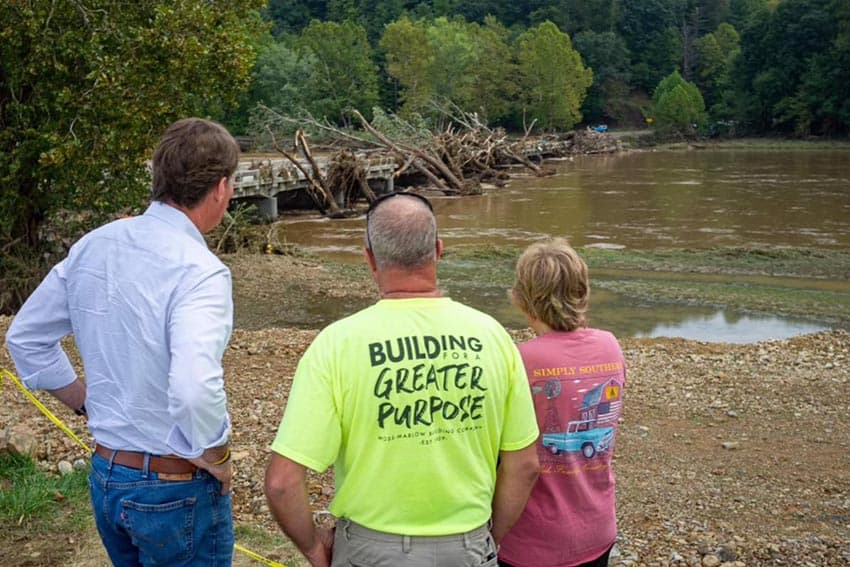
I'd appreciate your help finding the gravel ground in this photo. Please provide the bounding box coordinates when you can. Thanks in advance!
[1,254,848,566]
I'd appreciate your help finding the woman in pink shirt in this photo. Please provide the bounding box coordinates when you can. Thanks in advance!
[499,238,626,567]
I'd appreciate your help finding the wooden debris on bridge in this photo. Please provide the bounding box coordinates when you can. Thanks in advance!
[326,149,376,208]
[265,127,347,217]
[255,103,623,215]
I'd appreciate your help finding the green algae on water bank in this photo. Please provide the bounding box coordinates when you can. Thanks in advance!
[437,245,850,326]
[592,278,850,325]
[654,137,850,151]
[443,245,850,281]
[225,246,850,331]
[580,247,850,280]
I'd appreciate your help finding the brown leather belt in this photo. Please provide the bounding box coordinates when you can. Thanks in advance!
[94,444,197,474]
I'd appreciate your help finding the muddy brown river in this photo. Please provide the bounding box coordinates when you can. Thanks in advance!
[275,149,850,342]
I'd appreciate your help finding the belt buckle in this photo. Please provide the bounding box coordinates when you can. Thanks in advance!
[158,472,194,481]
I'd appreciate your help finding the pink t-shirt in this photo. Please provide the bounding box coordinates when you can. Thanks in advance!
[499,328,626,567]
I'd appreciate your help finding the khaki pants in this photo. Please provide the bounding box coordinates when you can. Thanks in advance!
[331,519,498,567]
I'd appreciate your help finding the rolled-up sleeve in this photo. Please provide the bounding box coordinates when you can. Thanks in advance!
[165,267,233,458]
[5,261,77,391]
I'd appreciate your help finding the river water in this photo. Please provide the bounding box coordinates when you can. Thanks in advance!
[278,149,850,343]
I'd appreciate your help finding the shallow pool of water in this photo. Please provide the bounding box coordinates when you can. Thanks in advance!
[632,311,827,343]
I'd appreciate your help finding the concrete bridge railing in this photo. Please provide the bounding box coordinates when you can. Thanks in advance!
[232,155,397,219]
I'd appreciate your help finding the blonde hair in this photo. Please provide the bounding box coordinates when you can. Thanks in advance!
[512,238,589,331]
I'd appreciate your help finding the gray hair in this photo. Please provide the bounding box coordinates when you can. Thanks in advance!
[366,195,437,270]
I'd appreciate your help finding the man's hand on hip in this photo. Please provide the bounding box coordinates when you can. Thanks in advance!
[189,446,233,495]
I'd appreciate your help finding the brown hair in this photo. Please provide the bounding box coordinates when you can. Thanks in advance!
[151,118,239,208]
[512,238,589,331]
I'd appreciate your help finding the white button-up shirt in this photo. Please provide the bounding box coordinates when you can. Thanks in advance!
[5,201,232,458]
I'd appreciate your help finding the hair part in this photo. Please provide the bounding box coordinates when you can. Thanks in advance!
[512,238,589,331]
[151,118,239,209]
[366,196,437,270]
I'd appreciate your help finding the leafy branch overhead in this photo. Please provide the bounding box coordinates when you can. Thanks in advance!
[0,0,266,314]
[0,1,266,248]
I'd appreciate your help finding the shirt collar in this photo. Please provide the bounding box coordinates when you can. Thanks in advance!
[143,201,207,246]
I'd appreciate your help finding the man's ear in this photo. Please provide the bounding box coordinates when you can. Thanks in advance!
[213,177,229,202]
[363,247,378,273]
[436,238,444,260]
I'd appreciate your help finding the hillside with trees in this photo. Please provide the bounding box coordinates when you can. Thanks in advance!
[247,0,850,137]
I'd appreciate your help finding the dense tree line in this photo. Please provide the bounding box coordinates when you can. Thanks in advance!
[252,0,850,137]
[233,15,593,134]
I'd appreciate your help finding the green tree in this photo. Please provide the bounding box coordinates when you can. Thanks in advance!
[251,39,320,116]
[327,0,407,43]
[382,15,516,124]
[0,0,265,247]
[427,17,480,112]
[776,0,850,136]
[574,30,633,123]
[733,0,841,134]
[517,21,593,130]
[452,0,526,26]
[652,70,707,136]
[618,0,682,91]
[530,0,623,36]
[694,22,740,118]
[297,20,380,124]
[264,0,327,36]
[728,0,769,31]
[464,17,518,123]
[380,17,436,116]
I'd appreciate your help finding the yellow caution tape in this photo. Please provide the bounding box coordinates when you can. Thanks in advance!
[1,367,286,567]
[234,544,287,567]
[1,368,90,453]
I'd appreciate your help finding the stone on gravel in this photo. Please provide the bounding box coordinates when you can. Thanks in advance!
[7,425,37,456]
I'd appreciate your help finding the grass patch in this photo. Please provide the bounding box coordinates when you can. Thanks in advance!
[436,245,850,326]
[594,279,850,324]
[0,452,90,530]
[442,245,522,262]
[655,137,850,150]
[233,523,304,566]
[329,260,371,280]
[581,247,850,280]
[441,245,850,280]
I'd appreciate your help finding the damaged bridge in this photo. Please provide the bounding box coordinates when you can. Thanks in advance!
[232,155,397,219]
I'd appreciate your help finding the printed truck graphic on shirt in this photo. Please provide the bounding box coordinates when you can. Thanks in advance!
[541,420,614,458]
[534,376,623,459]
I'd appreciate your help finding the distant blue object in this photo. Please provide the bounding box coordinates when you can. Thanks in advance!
[593,124,608,133]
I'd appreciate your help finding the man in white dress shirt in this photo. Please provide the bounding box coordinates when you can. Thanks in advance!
[6,117,239,566]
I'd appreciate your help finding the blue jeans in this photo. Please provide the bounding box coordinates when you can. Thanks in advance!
[89,452,233,566]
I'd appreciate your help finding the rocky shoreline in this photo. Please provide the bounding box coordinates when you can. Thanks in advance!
[1,274,849,565]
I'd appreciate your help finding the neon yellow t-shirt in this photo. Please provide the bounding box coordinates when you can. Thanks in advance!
[270,297,539,535]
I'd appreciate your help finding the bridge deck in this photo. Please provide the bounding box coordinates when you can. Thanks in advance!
[233,156,397,200]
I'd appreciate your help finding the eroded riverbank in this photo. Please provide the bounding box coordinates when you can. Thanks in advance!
[225,247,850,340]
